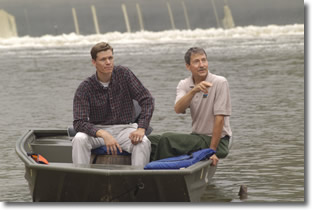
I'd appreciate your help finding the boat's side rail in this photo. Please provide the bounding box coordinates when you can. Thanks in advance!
[25,159,212,176]
[16,130,37,166]
[16,129,213,176]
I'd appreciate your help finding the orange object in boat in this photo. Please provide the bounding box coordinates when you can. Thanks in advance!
[27,153,49,165]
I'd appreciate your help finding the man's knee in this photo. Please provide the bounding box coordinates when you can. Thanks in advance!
[216,150,228,158]
[216,138,229,158]
[134,137,151,151]
[142,137,151,149]
[72,132,90,148]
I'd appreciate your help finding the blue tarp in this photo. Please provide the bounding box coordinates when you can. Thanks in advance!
[144,148,215,170]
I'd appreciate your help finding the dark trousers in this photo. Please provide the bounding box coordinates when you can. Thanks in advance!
[148,132,229,161]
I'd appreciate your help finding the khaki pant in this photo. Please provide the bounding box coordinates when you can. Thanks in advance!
[72,123,151,168]
[148,132,229,161]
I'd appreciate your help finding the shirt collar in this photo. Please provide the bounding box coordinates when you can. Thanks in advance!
[189,70,210,88]
[93,67,116,87]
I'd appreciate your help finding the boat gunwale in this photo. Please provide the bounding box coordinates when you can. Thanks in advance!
[16,129,212,176]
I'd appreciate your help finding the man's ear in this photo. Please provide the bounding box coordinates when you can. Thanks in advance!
[91,59,96,67]
[185,63,191,72]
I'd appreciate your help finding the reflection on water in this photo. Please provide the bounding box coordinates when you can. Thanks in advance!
[0,32,304,202]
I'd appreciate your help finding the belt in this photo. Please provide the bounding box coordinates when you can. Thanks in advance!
[222,135,230,140]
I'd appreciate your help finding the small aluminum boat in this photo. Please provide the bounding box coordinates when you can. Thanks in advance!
[16,129,217,202]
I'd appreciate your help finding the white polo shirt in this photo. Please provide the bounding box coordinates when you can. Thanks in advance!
[175,72,232,137]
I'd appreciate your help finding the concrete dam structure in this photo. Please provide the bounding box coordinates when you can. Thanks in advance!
[0,9,18,38]
[0,0,304,38]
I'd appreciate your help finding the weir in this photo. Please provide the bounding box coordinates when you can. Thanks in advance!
[181,1,191,30]
[72,8,80,35]
[0,1,238,37]
[222,0,235,29]
[211,0,221,28]
[0,9,18,38]
[121,4,131,33]
[166,2,176,30]
[91,5,100,34]
[136,3,144,31]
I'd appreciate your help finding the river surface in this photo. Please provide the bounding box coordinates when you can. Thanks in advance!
[0,24,304,202]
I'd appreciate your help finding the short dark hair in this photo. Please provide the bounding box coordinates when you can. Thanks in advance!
[184,47,207,65]
[90,42,114,60]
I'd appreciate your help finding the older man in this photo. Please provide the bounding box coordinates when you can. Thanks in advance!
[149,47,232,166]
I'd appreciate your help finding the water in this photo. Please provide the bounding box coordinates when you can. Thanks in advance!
[0,24,304,202]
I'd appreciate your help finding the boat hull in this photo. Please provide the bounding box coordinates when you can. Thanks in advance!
[16,129,216,202]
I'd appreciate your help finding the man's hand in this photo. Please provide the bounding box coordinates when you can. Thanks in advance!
[209,154,219,166]
[175,81,212,114]
[96,129,122,155]
[193,81,212,94]
[129,128,145,145]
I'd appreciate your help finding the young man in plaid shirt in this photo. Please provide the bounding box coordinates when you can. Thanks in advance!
[72,42,154,168]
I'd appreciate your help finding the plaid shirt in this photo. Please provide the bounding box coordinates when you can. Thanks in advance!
[73,65,154,137]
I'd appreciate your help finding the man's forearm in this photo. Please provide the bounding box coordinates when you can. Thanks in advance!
[96,129,111,139]
[174,89,196,113]
[210,115,224,151]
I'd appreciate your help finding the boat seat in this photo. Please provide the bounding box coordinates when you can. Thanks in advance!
[91,146,131,164]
